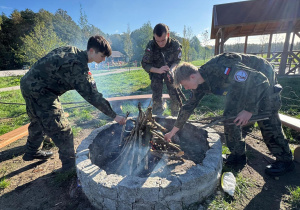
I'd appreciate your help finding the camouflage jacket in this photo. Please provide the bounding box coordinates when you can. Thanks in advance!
[174,53,277,129]
[141,38,182,74]
[20,46,116,119]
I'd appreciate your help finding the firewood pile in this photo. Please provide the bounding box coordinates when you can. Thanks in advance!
[112,102,184,176]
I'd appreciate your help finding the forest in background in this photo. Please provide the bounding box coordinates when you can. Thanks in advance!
[1,7,300,70]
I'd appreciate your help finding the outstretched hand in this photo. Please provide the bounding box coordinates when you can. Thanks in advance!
[164,126,180,142]
[114,115,126,125]
[164,132,174,142]
[233,110,253,126]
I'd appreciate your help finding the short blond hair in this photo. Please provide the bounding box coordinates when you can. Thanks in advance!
[174,62,199,87]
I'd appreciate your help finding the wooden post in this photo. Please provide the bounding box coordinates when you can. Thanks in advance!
[279,21,293,75]
[244,36,248,54]
[267,33,273,59]
[215,33,220,55]
[220,28,225,53]
[290,32,296,51]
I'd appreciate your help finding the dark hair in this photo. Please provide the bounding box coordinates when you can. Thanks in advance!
[87,35,112,57]
[153,23,169,37]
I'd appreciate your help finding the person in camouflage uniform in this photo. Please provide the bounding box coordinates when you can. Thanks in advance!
[141,23,182,116]
[20,35,126,172]
[164,53,294,177]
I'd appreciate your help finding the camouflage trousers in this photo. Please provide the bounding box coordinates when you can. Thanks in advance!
[21,89,75,166]
[223,87,292,162]
[151,73,180,116]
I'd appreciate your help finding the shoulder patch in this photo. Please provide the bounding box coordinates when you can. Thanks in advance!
[147,48,151,52]
[224,67,231,75]
[234,70,248,82]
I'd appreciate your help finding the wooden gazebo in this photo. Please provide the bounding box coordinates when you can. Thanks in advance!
[211,0,300,75]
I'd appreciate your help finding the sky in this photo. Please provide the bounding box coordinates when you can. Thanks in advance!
[0,0,246,42]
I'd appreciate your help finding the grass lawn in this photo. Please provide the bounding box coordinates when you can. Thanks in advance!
[0,76,22,88]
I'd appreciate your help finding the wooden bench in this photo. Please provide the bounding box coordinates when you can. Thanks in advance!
[0,124,29,149]
[279,114,300,132]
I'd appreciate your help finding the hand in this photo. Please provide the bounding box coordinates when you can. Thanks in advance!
[114,115,126,125]
[164,132,174,142]
[164,126,179,142]
[233,110,253,126]
[158,65,170,74]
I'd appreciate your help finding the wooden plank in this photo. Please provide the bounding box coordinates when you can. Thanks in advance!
[0,124,29,149]
[106,94,169,101]
[279,114,300,132]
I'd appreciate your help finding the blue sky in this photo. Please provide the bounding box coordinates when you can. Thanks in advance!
[0,0,244,38]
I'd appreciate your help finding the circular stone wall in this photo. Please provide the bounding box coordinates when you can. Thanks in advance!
[76,117,222,209]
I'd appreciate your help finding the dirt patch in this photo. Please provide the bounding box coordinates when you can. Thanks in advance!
[0,122,299,209]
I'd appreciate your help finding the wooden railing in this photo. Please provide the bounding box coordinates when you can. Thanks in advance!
[249,51,300,75]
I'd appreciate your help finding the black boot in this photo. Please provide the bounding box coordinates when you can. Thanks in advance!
[224,154,247,166]
[265,161,295,176]
[23,150,53,161]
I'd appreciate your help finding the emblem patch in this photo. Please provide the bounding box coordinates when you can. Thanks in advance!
[234,70,248,82]
[146,48,151,52]
[224,67,231,75]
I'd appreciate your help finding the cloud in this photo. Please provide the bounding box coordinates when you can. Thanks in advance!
[0,6,13,10]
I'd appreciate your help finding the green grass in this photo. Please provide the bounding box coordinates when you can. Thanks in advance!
[71,126,82,137]
[278,77,300,116]
[190,60,206,67]
[0,76,22,88]
[0,90,28,135]
[93,69,151,97]
[287,186,300,209]
[207,174,254,209]
[0,177,10,189]
[222,145,231,155]
[53,169,77,186]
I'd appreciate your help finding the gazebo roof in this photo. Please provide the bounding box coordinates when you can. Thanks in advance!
[111,51,124,58]
[211,0,300,39]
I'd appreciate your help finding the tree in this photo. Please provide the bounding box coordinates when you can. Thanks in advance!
[200,30,210,62]
[259,35,269,55]
[109,34,124,53]
[17,22,65,65]
[123,24,133,62]
[182,26,192,61]
[77,5,106,50]
[190,36,202,59]
[0,9,38,69]
[53,9,81,46]
[130,21,152,62]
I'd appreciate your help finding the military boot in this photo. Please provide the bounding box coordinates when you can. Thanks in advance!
[265,160,295,176]
[23,150,53,161]
[224,154,247,166]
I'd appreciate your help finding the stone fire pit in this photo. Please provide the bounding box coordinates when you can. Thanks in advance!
[76,117,222,209]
